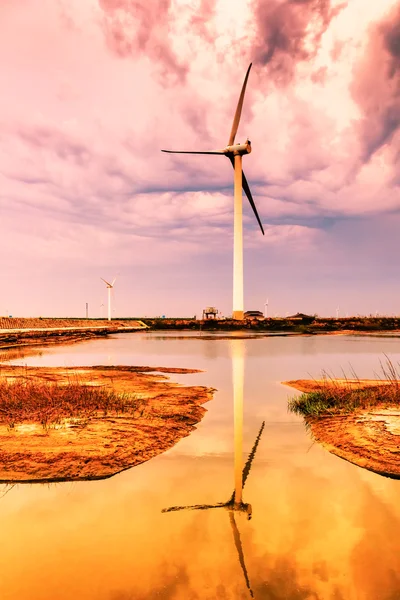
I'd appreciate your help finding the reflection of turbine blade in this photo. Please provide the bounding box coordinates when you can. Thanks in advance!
[229,420,265,504]
[163,422,265,512]
[162,502,227,513]
[242,420,265,490]
[229,511,254,598]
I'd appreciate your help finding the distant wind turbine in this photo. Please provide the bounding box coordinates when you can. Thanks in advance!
[162,63,264,320]
[101,277,116,321]
[264,298,268,318]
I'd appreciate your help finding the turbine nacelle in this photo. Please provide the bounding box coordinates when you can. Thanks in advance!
[224,139,252,156]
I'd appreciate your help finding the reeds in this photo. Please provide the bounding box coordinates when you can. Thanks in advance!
[288,356,400,418]
[0,378,143,431]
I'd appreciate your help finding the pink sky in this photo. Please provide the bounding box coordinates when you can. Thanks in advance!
[1,0,400,318]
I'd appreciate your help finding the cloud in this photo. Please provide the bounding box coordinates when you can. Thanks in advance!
[351,2,400,162]
[98,0,188,83]
[251,0,347,84]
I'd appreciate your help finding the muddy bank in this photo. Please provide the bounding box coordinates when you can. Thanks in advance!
[0,328,111,352]
[284,379,400,479]
[0,319,147,354]
[0,317,147,330]
[0,365,215,483]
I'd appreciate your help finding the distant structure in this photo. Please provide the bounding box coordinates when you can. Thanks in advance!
[264,298,268,318]
[244,310,264,319]
[162,63,264,321]
[286,312,316,323]
[101,277,117,321]
[202,306,219,320]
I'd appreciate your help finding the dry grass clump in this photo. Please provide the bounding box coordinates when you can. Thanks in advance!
[288,357,400,418]
[0,378,143,430]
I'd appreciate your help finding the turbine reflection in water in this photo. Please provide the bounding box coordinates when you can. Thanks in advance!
[162,340,265,598]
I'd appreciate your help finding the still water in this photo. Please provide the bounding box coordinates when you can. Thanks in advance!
[1,332,400,600]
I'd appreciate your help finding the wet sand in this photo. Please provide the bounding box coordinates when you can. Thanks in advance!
[0,365,215,483]
[284,379,400,479]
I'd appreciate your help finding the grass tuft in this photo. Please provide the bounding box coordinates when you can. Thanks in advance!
[0,378,143,431]
[288,356,400,418]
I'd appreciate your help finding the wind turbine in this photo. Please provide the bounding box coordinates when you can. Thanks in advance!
[100,277,116,321]
[264,298,268,318]
[162,63,264,320]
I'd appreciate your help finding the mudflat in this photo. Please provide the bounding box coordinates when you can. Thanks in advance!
[284,379,400,479]
[0,365,215,483]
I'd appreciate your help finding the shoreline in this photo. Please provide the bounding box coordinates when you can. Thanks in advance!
[0,319,148,353]
[1,322,400,355]
[0,364,214,483]
[284,379,400,479]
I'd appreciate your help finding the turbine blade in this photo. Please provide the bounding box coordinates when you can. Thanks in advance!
[111,277,117,286]
[228,63,252,146]
[100,277,112,286]
[228,156,264,235]
[242,172,264,235]
[161,150,225,155]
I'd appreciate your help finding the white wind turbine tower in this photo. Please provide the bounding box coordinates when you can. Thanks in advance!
[264,298,268,318]
[162,63,264,320]
[101,277,117,321]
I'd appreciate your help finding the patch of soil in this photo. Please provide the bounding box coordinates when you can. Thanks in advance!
[284,379,400,479]
[0,365,215,483]
[284,379,393,393]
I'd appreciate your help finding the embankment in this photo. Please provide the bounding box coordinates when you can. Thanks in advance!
[0,318,147,351]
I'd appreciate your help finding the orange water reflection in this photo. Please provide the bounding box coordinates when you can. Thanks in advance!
[0,334,400,599]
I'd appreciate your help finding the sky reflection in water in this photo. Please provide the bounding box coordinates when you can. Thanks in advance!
[1,332,400,599]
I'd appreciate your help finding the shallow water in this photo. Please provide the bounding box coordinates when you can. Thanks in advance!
[1,332,400,600]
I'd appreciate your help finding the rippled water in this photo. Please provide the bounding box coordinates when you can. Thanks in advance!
[1,332,400,600]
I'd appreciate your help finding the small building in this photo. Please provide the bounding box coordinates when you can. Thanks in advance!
[202,306,219,319]
[244,310,264,319]
[286,312,316,323]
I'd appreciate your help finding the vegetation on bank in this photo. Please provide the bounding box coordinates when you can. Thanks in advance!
[0,378,142,430]
[288,359,400,418]
[140,316,400,333]
[2,315,400,334]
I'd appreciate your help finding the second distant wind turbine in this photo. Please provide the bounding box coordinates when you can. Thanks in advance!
[101,277,116,321]
[162,63,264,320]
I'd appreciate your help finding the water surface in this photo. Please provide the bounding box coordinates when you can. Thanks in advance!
[1,332,400,600]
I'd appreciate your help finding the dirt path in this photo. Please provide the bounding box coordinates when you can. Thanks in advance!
[0,365,215,483]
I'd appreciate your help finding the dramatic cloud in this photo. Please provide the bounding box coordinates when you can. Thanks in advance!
[351,2,400,162]
[251,0,347,84]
